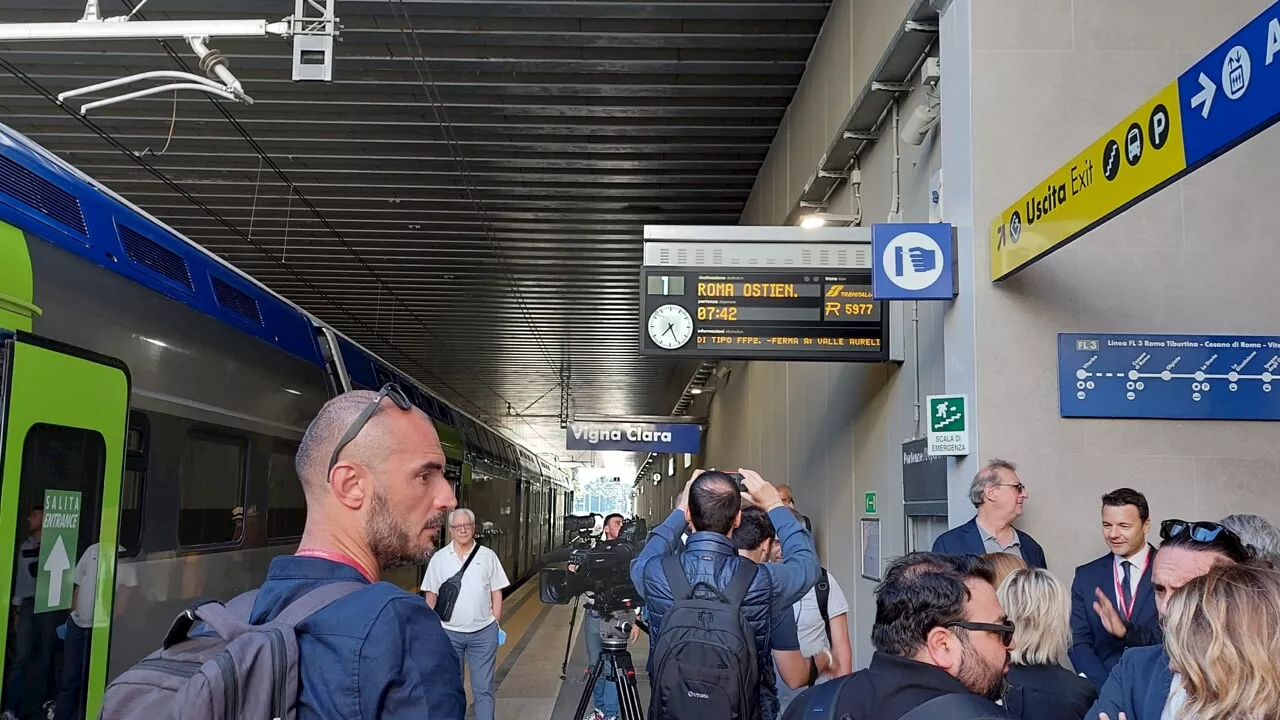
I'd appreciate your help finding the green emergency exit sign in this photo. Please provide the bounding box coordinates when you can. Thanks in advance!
[864,492,877,515]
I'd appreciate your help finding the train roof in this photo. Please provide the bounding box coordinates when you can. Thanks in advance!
[0,121,564,484]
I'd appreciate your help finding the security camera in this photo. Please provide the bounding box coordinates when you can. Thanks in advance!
[900,103,939,146]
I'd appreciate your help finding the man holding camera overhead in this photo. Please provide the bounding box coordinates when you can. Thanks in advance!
[630,469,819,720]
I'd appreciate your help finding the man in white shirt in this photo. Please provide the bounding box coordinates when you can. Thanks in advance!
[422,508,510,720]
[773,521,853,714]
[54,542,139,720]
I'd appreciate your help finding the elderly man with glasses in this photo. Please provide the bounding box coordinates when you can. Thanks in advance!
[933,458,1048,569]
[423,507,511,720]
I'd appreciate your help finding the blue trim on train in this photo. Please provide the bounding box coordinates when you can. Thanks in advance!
[0,125,324,367]
[0,124,570,489]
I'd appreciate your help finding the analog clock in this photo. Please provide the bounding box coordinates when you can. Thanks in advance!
[647,303,694,350]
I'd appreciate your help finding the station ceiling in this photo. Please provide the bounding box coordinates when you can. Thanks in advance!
[0,0,830,461]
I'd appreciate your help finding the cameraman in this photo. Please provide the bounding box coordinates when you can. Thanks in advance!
[571,513,640,720]
[630,469,819,718]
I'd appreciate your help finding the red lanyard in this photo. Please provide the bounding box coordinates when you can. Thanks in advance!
[295,547,376,584]
[1114,552,1150,620]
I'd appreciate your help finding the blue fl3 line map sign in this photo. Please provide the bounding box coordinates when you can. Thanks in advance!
[1058,333,1280,421]
[990,0,1280,280]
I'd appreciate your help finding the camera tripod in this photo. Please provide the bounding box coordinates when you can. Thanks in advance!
[572,610,644,720]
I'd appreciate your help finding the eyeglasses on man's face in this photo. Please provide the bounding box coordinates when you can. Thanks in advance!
[451,523,475,532]
[946,620,1016,647]
[327,383,413,473]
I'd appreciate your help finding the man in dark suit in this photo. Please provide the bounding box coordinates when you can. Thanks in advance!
[1069,488,1162,690]
[931,458,1046,569]
[1089,519,1253,720]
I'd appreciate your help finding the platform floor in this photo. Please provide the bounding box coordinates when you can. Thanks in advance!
[464,581,650,720]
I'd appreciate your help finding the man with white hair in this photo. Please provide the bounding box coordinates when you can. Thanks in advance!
[422,508,510,720]
[1219,513,1280,566]
[932,458,1047,569]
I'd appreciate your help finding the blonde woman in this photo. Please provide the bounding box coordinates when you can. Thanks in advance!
[1163,562,1280,719]
[997,568,1097,720]
[982,552,1027,588]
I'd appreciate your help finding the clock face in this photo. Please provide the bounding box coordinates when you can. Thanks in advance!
[647,303,694,350]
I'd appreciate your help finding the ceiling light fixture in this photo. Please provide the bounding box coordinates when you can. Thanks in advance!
[797,212,862,229]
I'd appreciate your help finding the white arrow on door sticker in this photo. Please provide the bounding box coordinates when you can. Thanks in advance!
[43,535,71,607]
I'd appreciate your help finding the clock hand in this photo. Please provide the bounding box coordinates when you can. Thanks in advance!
[664,325,676,339]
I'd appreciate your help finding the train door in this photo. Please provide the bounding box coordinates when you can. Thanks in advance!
[0,332,130,720]
[516,479,529,580]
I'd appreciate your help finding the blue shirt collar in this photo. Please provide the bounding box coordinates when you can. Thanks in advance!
[683,531,738,555]
[266,554,374,584]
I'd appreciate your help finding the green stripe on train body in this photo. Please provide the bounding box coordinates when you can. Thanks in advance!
[0,221,39,332]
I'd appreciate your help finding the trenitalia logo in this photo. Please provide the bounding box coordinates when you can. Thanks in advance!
[826,284,843,297]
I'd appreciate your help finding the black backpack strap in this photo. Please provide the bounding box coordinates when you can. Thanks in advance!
[800,675,845,719]
[662,555,694,600]
[162,589,257,649]
[273,581,365,627]
[724,558,758,607]
[815,568,832,646]
[897,692,1009,720]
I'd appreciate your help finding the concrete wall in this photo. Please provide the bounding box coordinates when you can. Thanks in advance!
[642,0,1280,673]
[966,0,1280,586]
[743,0,923,226]
[700,67,945,668]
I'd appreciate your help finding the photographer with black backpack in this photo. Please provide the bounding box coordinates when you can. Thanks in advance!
[629,469,820,720]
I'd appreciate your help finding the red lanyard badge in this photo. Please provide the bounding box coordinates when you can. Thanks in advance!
[295,547,376,584]
[1113,552,1150,620]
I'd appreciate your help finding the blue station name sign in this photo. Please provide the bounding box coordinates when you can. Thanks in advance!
[566,421,703,454]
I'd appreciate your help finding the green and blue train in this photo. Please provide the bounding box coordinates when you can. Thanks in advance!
[0,121,571,719]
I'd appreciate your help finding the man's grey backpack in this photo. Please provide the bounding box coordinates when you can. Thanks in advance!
[99,582,361,720]
[650,556,760,720]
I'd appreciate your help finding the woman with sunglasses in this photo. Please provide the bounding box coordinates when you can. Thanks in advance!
[997,568,1098,720]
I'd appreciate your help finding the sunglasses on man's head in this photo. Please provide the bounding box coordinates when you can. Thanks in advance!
[327,383,413,473]
[1160,519,1242,545]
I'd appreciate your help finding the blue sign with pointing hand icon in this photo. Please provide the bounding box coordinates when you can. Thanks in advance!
[872,223,956,300]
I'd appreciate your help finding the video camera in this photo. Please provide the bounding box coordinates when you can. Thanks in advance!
[539,515,649,613]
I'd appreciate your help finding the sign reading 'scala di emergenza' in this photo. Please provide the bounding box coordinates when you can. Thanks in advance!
[565,422,702,454]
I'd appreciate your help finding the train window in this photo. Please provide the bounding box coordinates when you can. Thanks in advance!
[119,411,150,557]
[266,445,306,540]
[178,432,246,547]
[14,424,106,585]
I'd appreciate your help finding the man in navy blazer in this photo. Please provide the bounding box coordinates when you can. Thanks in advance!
[1087,518,1254,720]
[931,458,1046,569]
[1069,489,1162,690]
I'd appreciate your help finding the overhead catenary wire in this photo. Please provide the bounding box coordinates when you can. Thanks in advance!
[386,0,562,379]
[101,0,561,439]
[0,54,516,429]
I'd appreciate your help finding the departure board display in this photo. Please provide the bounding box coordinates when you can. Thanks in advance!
[639,267,890,362]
